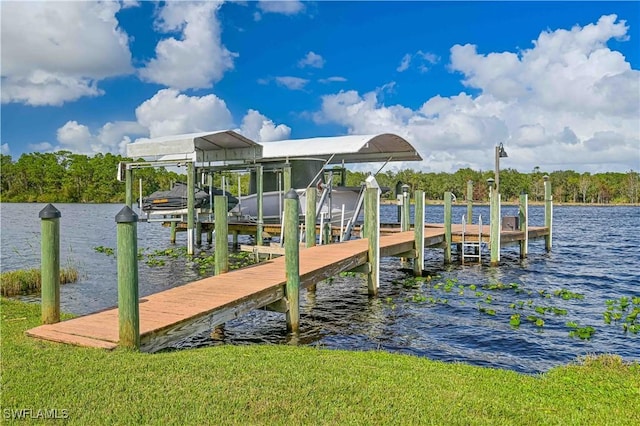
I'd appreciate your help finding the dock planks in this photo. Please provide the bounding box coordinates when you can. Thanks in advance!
[26,226,547,351]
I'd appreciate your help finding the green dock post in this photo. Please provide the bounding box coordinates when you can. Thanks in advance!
[125,166,133,209]
[207,229,213,245]
[544,175,553,252]
[284,189,300,332]
[256,165,264,246]
[39,204,61,324]
[401,184,410,232]
[115,206,140,349]
[489,181,500,266]
[283,163,292,194]
[215,195,229,275]
[187,162,195,255]
[466,180,473,225]
[519,191,528,259]
[444,192,452,264]
[413,190,425,276]
[364,178,380,295]
[170,220,177,244]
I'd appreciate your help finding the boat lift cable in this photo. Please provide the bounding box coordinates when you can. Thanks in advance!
[341,184,366,242]
[374,156,393,177]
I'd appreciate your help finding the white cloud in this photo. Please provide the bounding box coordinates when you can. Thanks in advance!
[298,51,325,68]
[135,89,234,138]
[397,51,440,73]
[257,1,305,15]
[28,142,54,153]
[275,76,309,90]
[316,15,640,173]
[139,2,236,90]
[1,144,11,155]
[1,2,133,106]
[397,54,412,72]
[319,76,348,84]
[54,120,146,155]
[238,109,291,142]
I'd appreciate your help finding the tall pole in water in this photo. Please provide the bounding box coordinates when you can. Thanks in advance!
[284,189,300,332]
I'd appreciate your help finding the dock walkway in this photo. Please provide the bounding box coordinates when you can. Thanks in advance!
[26,226,547,351]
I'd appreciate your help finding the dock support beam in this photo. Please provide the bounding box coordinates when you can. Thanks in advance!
[413,190,425,276]
[544,175,553,252]
[116,206,140,350]
[256,165,264,246]
[187,162,195,255]
[364,177,380,295]
[284,189,300,332]
[215,195,229,275]
[444,191,452,264]
[283,163,292,193]
[519,191,528,259]
[490,187,501,266]
[196,221,202,246]
[401,185,410,232]
[39,204,61,324]
[466,180,473,225]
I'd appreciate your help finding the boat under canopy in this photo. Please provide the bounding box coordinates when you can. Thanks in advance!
[142,182,238,214]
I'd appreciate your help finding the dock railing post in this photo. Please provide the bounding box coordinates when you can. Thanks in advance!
[256,165,264,246]
[544,175,553,252]
[489,183,501,266]
[39,204,61,324]
[519,191,528,259]
[466,180,473,225]
[215,195,229,275]
[444,191,452,264]
[187,162,195,255]
[115,206,140,350]
[284,189,300,332]
[364,176,380,295]
[413,190,425,276]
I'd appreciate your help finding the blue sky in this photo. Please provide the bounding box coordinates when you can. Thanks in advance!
[1,1,639,173]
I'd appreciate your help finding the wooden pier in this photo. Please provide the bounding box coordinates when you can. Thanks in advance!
[26,224,548,351]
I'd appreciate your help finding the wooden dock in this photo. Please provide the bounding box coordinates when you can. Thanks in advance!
[26,225,547,352]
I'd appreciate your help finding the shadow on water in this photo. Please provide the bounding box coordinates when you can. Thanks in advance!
[2,203,639,374]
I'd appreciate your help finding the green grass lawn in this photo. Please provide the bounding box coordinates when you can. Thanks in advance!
[2,298,639,425]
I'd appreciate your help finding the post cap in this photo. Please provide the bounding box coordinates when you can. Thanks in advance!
[284,189,299,200]
[39,203,61,219]
[115,205,138,223]
[543,175,549,181]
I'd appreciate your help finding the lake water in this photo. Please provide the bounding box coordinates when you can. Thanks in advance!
[1,202,638,373]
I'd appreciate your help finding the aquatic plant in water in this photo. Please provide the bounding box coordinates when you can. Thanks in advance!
[603,296,640,335]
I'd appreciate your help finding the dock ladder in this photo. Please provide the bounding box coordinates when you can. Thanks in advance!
[461,214,483,264]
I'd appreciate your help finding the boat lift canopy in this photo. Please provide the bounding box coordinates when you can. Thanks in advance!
[259,133,422,164]
[126,130,263,163]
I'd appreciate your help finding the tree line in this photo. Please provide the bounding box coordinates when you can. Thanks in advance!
[1,151,638,204]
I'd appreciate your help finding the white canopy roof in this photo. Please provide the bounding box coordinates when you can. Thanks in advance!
[125,131,421,165]
[126,130,262,163]
[259,133,422,164]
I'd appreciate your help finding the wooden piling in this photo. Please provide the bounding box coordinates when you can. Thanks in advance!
[125,166,133,209]
[115,206,140,349]
[215,195,229,275]
[170,221,177,244]
[187,162,195,255]
[466,180,473,225]
[401,185,410,232]
[207,230,213,245]
[490,189,500,266]
[364,182,380,295]
[444,191,452,264]
[305,187,317,247]
[256,165,264,246]
[283,163,292,193]
[544,175,552,252]
[196,221,202,246]
[39,204,61,324]
[413,190,425,276]
[519,192,528,259]
[284,189,300,332]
